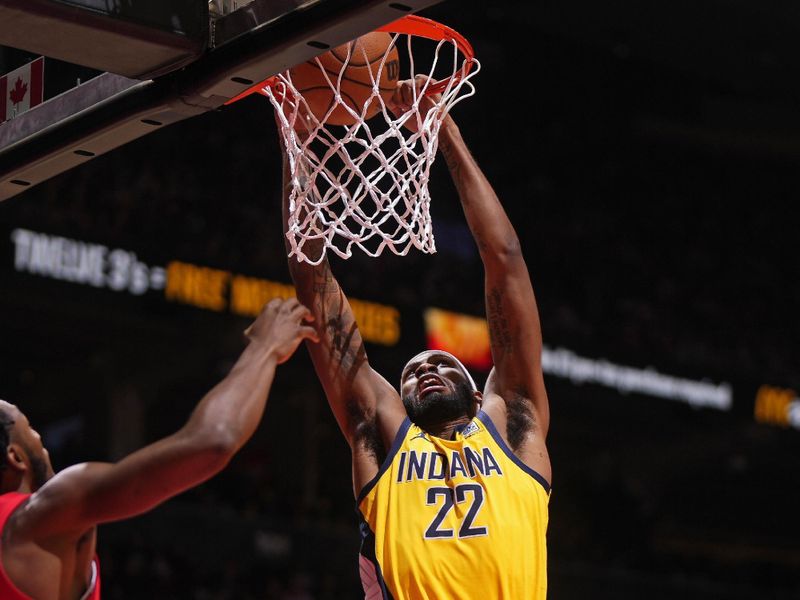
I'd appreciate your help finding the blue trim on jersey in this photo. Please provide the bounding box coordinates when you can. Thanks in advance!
[357,417,412,505]
[476,410,551,494]
[358,517,395,600]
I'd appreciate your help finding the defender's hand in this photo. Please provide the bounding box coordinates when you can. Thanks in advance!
[245,298,319,363]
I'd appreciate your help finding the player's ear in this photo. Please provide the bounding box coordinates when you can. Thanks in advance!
[5,444,27,474]
[473,390,483,407]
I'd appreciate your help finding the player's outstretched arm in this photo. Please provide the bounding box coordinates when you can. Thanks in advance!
[278,145,404,484]
[12,298,318,539]
[443,124,549,449]
[391,79,550,466]
[440,125,546,390]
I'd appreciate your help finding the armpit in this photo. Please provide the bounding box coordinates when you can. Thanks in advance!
[348,404,385,465]
[505,388,536,452]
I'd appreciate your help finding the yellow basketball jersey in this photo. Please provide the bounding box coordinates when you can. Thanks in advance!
[357,410,550,600]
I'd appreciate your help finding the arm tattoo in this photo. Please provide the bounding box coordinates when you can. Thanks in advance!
[325,312,366,375]
[301,257,375,439]
[487,287,513,357]
[439,139,466,195]
[310,277,367,380]
[312,264,339,295]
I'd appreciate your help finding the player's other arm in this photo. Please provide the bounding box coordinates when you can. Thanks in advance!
[437,112,550,459]
[13,299,318,539]
[278,150,404,466]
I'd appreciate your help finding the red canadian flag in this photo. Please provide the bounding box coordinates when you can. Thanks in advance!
[0,57,44,124]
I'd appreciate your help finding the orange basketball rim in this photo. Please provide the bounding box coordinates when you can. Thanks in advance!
[225,15,476,105]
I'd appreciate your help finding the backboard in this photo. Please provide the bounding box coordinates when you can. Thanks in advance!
[0,0,444,201]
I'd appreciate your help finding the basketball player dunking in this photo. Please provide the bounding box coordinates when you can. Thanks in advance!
[281,79,551,599]
[0,298,317,599]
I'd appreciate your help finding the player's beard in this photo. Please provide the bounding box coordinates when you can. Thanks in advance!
[403,381,475,428]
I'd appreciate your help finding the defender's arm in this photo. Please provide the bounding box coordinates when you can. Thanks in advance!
[13,299,317,538]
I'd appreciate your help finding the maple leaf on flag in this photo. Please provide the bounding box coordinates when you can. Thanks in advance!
[9,77,28,105]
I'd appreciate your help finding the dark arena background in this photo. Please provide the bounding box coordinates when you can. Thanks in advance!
[2,1,799,598]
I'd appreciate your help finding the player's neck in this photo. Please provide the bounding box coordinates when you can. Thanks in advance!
[421,415,473,440]
[0,474,31,495]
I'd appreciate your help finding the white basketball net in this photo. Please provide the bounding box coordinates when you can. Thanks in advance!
[265,32,480,264]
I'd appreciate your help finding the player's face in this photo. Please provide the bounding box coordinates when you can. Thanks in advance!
[400,351,477,425]
[0,401,55,490]
[401,351,467,398]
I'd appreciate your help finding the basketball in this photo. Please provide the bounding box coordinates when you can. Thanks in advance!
[289,32,400,126]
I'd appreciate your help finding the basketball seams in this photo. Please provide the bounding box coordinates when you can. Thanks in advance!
[330,41,354,64]
[301,62,397,92]
[330,34,395,67]
[331,49,377,68]
[334,90,361,120]
[290,32,399,125]
[303,87,365,125]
